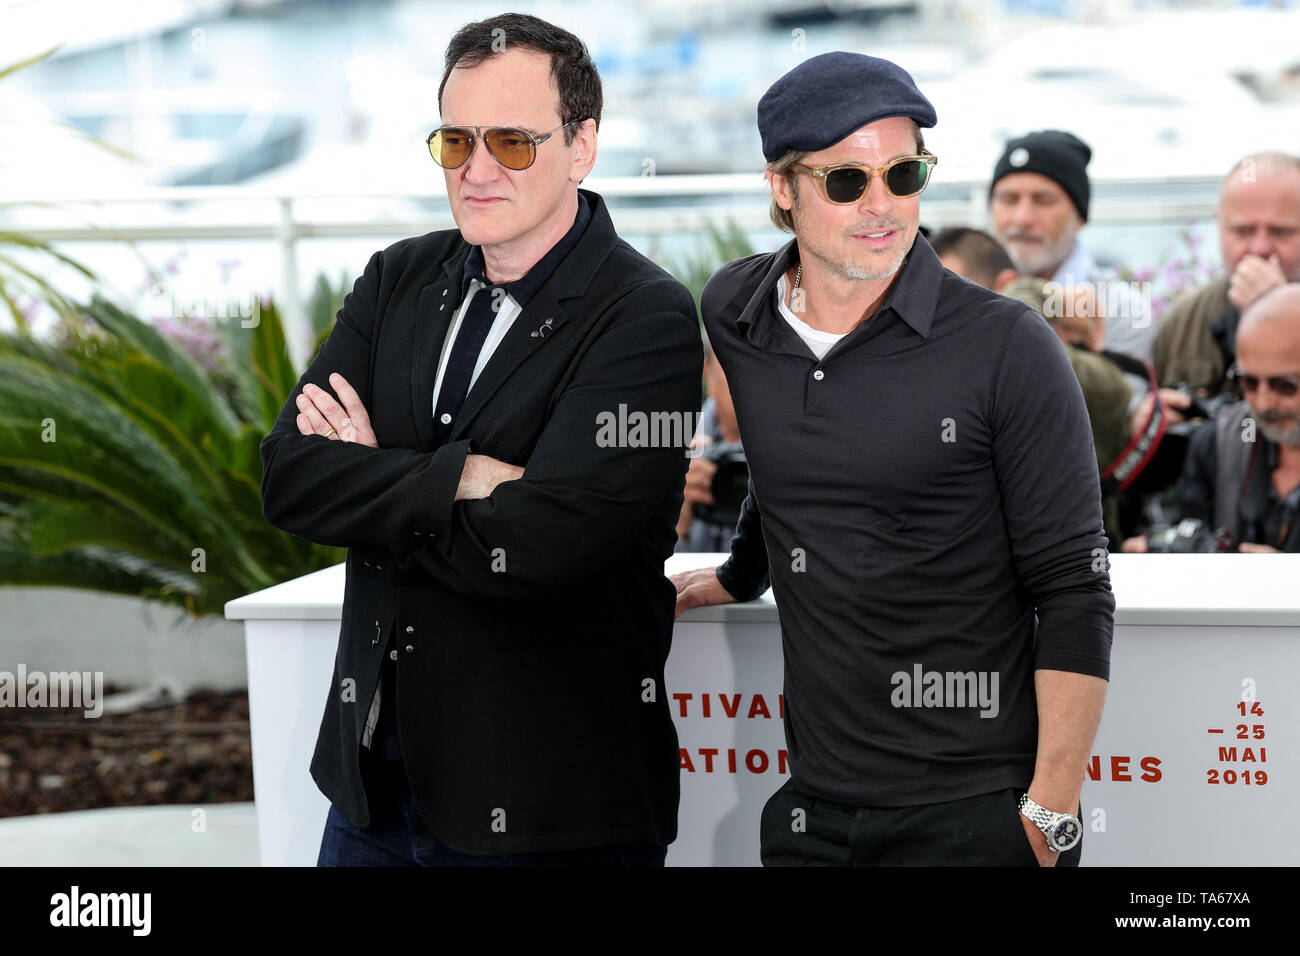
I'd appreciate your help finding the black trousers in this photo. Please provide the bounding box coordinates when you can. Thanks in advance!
[759,778,1083,867]
[316,744,667,867]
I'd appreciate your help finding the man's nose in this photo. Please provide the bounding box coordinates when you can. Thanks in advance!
[1247,228,1273,259]
[1010,198,1036,228]
[857,172,893,217]
[462,135,501,182]
[1252,383,1281,415]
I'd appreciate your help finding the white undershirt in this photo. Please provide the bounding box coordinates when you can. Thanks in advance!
[431,280,523,418]
[775,273,847,361]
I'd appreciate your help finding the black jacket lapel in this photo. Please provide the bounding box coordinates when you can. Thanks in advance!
[411,244,470,449]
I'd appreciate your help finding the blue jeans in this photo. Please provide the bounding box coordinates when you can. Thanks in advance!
[316,749,667,867]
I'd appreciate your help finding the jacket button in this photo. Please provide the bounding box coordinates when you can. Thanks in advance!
[405,644,414,653]
[440,413,452,425]
[363,560,371,567]
[389,649,398,661]
[405,625,414,633]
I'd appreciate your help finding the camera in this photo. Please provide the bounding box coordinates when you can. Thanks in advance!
[1145,519,1239,553]
[691,441,749,530]
[1124,384,1239,495]
[1168,382,1237,431]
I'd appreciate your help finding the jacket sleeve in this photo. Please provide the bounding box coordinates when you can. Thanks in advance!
[394,292,703,600]
[1173,418,1218,526]
[990,309,1115,680]
[715,476,771,602]
[259,249,469,550]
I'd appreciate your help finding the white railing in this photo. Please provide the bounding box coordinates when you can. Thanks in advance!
[0,173,1222,366]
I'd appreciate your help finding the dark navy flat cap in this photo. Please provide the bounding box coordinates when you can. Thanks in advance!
[758,52,937,162]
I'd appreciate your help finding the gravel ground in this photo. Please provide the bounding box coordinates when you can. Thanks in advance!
[0,687,253,816]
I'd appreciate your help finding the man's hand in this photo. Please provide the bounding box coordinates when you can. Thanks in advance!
[1121,534,1148,554]
[1228,253,1286,312]
[1127,387,1192,439]
[683,455,718,508]
[669,566,737,620]
[1018,811,1059,868]
[1239,542,1282,553]
[677,436,716,539]
[456,453,524,501]
[295,372,379,447]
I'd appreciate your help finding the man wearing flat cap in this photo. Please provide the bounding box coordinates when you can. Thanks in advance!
[672,51,1114,866]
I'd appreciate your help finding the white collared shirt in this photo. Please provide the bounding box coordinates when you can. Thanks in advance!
[431,280,524,417]
[775,274,847,361]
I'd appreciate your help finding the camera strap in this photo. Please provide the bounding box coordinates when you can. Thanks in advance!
[1275,483,1300,550]
[1100,359,1165,492]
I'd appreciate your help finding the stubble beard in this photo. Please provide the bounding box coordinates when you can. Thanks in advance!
[792,191,910,282]
[1257,414,1300,447]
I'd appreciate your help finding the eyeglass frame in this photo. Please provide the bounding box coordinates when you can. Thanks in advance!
[787,149,939,203]
[425,118,586,171]
[1230,365,1300,398]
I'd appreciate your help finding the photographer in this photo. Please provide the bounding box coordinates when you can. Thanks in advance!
[1153,152,1300,398]
[1124,284,1300,553]
[676,334,746,552]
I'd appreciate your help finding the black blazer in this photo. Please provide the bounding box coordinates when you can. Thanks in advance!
[260,189,702,855]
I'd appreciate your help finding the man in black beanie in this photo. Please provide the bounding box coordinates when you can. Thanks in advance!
[989,129,1092,280]
[991,130,1154,363]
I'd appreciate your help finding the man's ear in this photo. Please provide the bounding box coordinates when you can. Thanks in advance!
[569,118,598,183]
[766,168,795,213]
[992,268,1019,293]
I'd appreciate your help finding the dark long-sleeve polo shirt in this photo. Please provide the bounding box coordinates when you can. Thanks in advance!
[702,232,1114,808]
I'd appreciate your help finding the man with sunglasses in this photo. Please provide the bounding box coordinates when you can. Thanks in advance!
[671,52,1114,866]
[261,13,701,865]
[1124,154,1300,496]
[1125,284,1300,554]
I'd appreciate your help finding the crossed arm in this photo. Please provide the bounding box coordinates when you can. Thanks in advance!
[291,371,522,500]
[259,251,703,600]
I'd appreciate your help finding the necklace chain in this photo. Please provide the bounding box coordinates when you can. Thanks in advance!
[793,264,802,291]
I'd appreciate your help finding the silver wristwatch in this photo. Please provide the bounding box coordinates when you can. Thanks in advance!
[1018,793,1082,852]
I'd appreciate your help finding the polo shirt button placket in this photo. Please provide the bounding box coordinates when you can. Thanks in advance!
[813,369,825,381]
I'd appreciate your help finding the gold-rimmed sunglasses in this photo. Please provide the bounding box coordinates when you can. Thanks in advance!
[426,119,583,171]
[789,149,938,203]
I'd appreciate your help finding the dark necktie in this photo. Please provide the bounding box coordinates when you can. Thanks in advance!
[432,283,501,445]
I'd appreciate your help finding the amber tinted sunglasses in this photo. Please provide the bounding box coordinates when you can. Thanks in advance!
[426,119,583,171]
[789,150,938,203]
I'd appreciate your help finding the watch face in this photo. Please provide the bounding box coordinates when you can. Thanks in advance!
[1050,817,1082,851]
